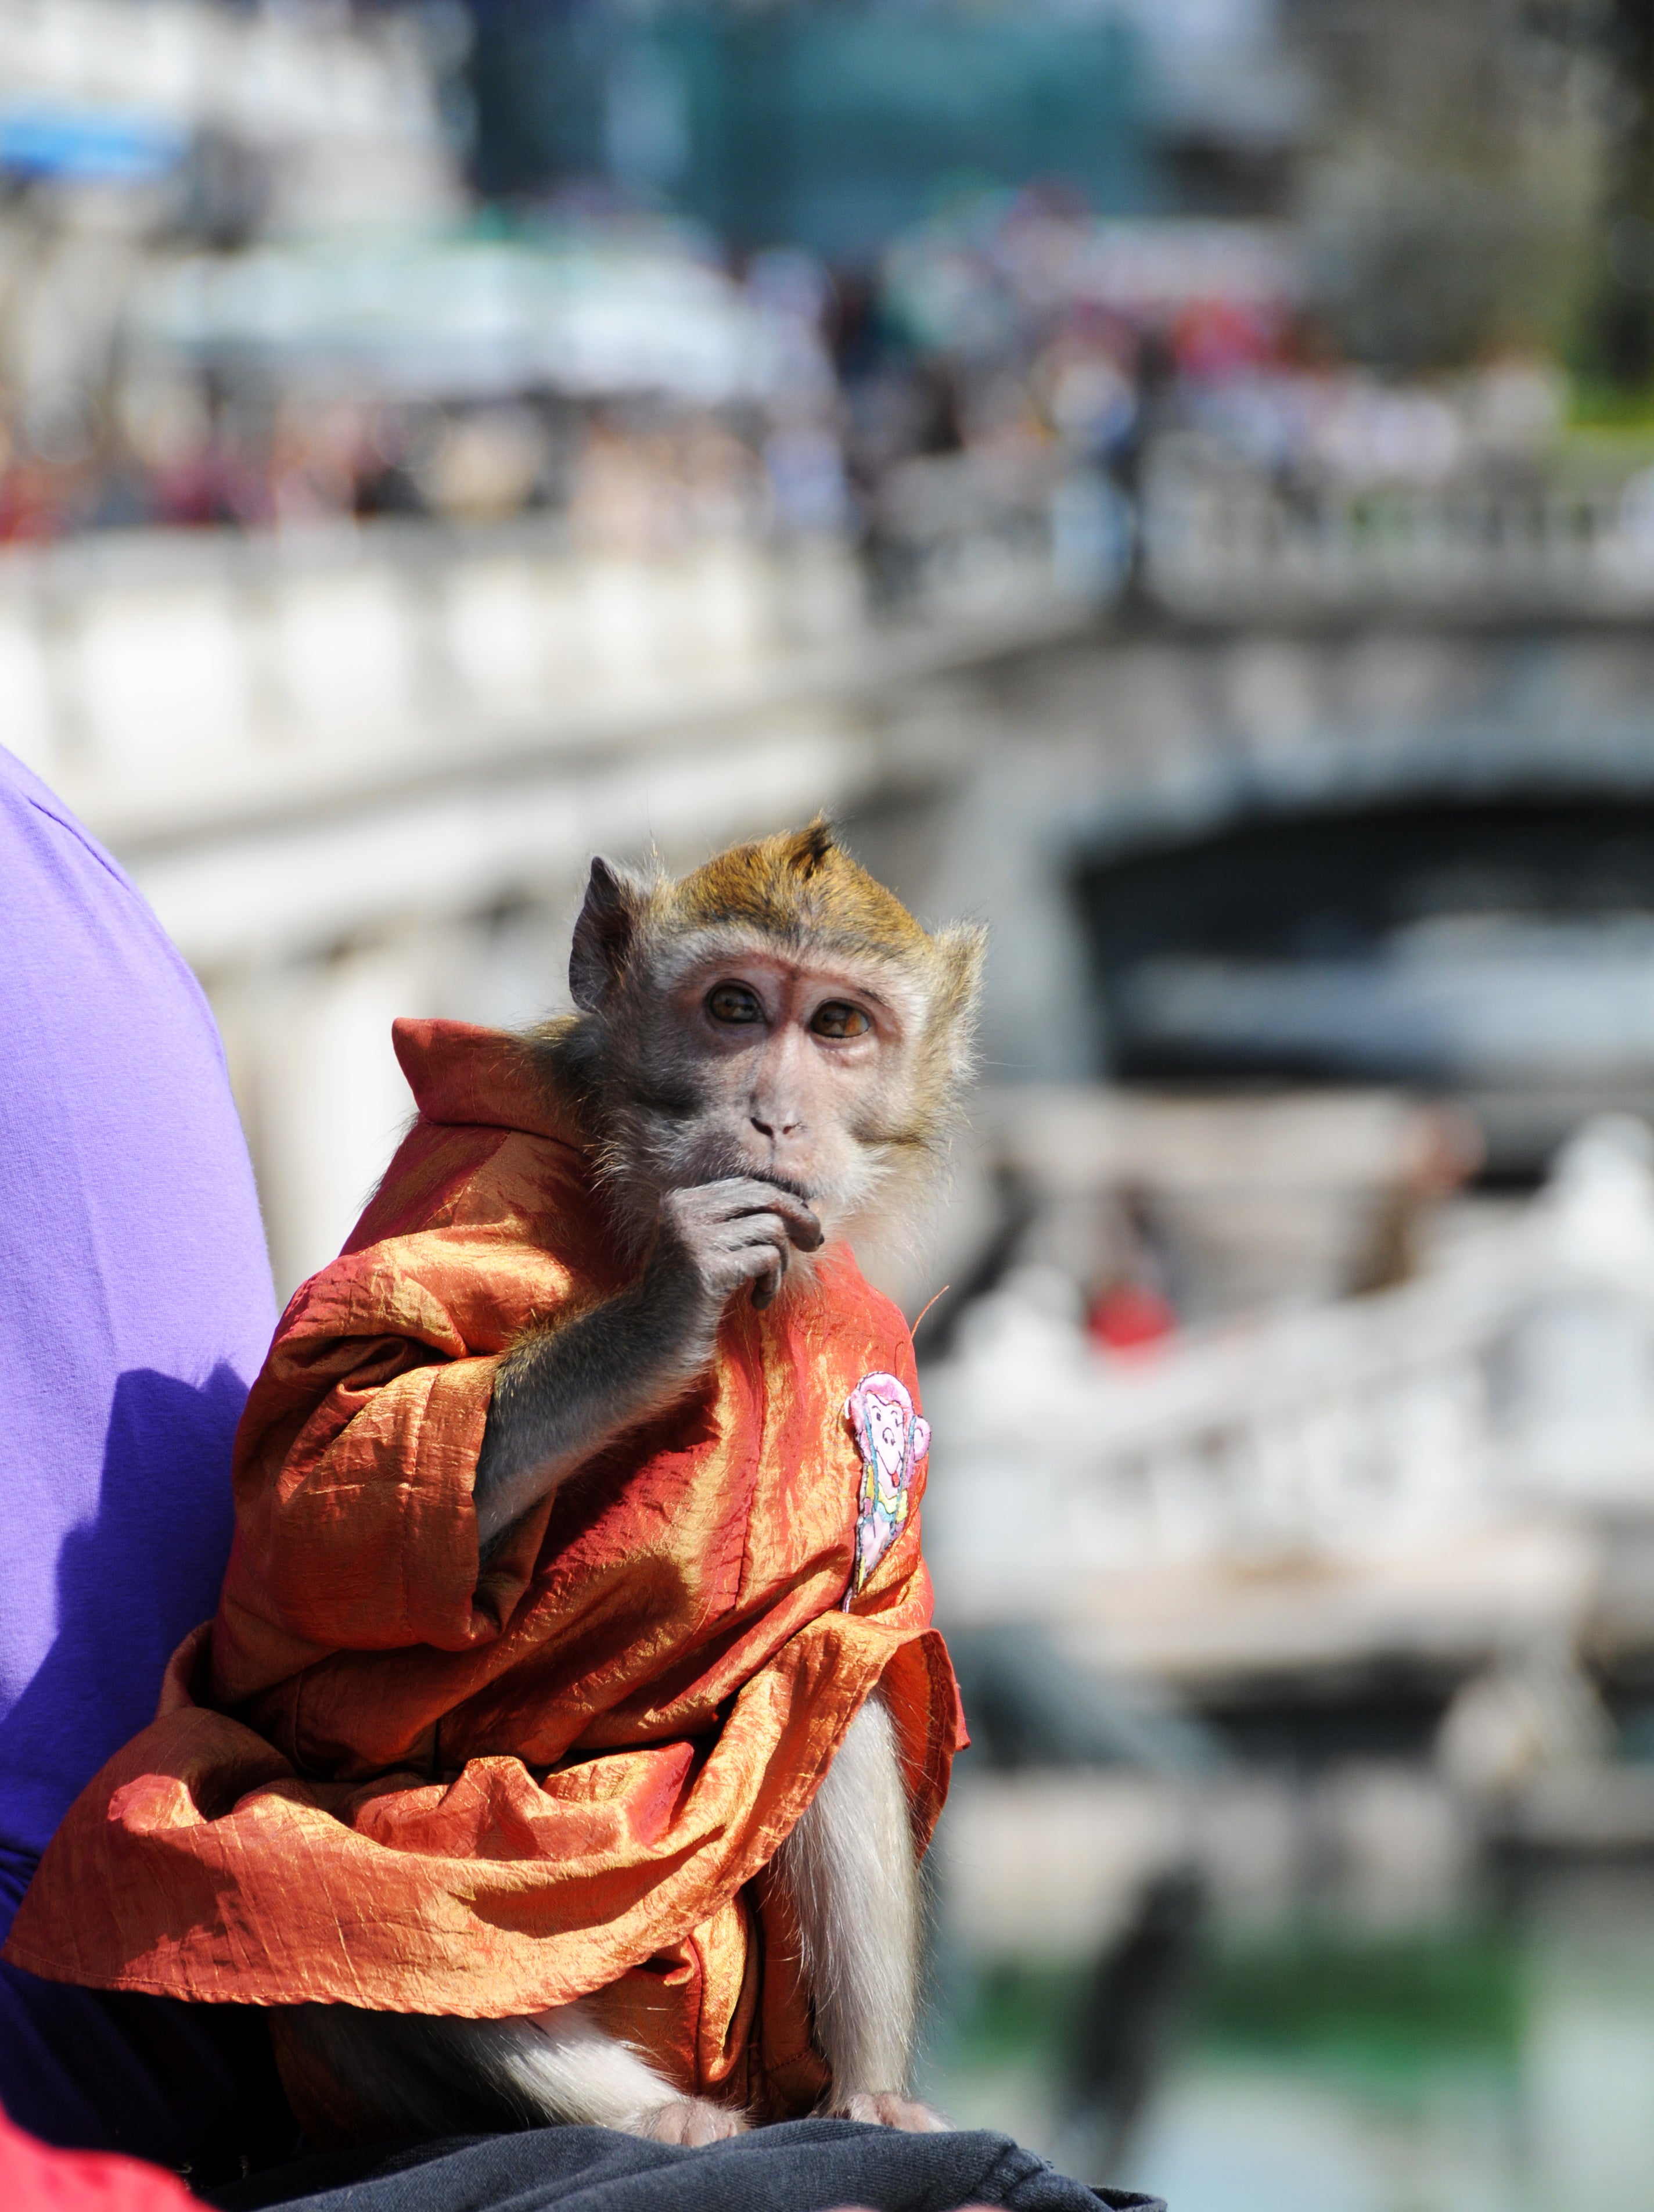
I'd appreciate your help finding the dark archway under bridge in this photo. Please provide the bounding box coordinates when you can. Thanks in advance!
[1070,794,1654,1171]
[844,613,1654,1170]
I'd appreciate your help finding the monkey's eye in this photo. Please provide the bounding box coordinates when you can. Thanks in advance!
[706,982,764,1025]
[810,1001,872,1039]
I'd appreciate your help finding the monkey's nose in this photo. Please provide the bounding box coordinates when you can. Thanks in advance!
[750,1114,800,1139]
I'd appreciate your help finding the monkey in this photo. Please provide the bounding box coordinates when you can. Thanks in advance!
[5,824,982,2152]
[274,827,979,2142]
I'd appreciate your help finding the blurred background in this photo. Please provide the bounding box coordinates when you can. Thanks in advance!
[17,1,1654,2204]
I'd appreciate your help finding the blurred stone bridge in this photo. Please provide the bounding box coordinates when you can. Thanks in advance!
[17,506,1654,1288]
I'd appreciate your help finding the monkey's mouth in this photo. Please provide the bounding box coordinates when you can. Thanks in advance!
[685,1137,825,1209]
[750,1170,819,1206]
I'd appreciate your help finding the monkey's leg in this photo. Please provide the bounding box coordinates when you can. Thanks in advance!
[776,1689,950,2131]
[274,1997,746,2148]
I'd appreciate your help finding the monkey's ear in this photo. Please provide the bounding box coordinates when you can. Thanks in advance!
[569,857,646,1011]
[933,922,987,1021]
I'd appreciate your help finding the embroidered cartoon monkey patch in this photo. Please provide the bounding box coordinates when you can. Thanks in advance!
[843,1371,930,1608]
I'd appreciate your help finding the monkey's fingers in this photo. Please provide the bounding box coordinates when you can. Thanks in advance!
[754,1185,824,1251]
[836,2092,952,2132]
[783,1205,825,1252]
[641,2098,747,2145]
[718,1179,824,1251]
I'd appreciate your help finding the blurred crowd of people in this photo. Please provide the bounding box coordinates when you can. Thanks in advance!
[0,228,846,548]
[0,378,786,545]
[0,185,1579,563]
[855,191,1573,575]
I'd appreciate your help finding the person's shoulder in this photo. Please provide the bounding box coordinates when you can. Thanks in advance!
[0,745,145,902]
[0,745,222,1036]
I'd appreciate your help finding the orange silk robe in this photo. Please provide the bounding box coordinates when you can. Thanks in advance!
[5,1019,962,2120]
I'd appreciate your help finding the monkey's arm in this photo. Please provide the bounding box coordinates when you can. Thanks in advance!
[776,1690,950,2131]
[474,1175,821,1547]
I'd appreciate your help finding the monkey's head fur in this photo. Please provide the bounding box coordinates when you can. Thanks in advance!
[540,823,984,1263]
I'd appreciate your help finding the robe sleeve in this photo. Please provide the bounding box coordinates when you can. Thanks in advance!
[225,1249,505,1654]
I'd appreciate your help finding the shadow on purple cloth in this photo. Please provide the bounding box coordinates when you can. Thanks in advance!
[0,1365,299,2185]
[207,2120,1167,2212]
[0,1366,248,1826]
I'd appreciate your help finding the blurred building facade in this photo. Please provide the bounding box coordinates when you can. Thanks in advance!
[466,0,1310,250]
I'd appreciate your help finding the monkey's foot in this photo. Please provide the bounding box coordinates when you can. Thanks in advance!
[639,2097,748,2146]
[835,2091,951,2131]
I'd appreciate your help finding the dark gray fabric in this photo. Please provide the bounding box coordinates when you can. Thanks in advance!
[207,2119,1166,2212]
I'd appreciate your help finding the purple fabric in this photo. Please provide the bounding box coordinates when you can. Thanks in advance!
[0,744,276,1869]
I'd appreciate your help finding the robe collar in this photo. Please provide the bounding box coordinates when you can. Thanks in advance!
[392,1018,591,1152]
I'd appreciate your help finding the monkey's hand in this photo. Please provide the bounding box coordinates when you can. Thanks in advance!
[474,1182,822,1549]
[649,1176,824,1322]
[639,2096,749,2145]
[833,2091,952,2131]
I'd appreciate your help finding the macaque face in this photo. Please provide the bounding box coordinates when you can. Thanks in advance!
[638,946,923,1234]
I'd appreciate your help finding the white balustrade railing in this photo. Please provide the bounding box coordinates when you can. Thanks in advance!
[865,444,1654,624]
[0,520,866,826]
[1143,462,1654,619]
[922,1118,1654,1618]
